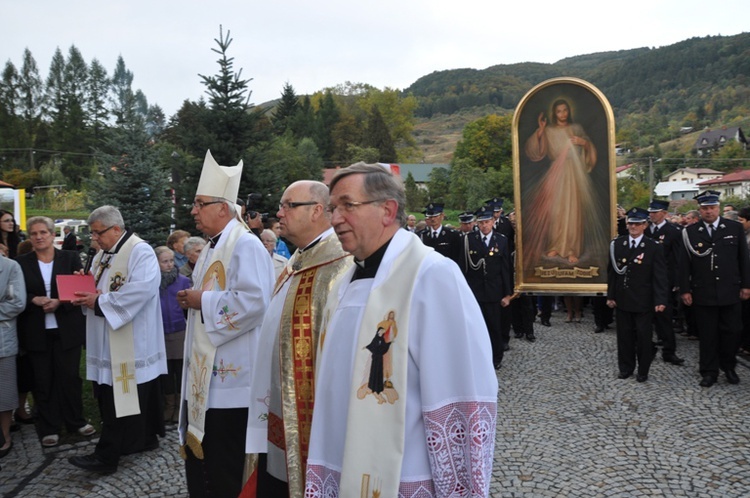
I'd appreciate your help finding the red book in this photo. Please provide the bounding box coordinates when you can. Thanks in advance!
[56,274,97,302]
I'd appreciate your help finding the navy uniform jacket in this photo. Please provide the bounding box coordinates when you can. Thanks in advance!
[644,221,681,288]
[678,217,750,306]
[418,225,461,263]
[607,236,668,313]
[493,216,515,255]
[459,230,511,302]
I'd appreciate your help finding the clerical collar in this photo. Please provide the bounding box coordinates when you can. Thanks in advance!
[351,238,392,281]
[105,231,133,254]
[299,227,334,253]
[208,231,223,248]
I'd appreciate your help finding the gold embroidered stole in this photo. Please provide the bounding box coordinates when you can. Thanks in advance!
[98,235,144,418]
[183,223,245,459]
[270,235,351,497]
[333,236,430,497]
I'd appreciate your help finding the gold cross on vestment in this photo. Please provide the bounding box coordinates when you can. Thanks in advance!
[116,362,135,394]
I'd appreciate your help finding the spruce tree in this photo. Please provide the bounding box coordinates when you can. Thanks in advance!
[365,106,396,162]
[88,122,172,245]
[272,82,299,136]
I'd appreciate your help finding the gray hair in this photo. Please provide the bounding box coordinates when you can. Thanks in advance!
[261,229,277,243]
[88,205,125,229]
[26,216,54,233]
[329,162,406,225]
[723,210,739,221]
[183,236,207,254]
[154,245,173,258]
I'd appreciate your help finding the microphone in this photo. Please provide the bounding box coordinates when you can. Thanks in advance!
[83,247,97,274]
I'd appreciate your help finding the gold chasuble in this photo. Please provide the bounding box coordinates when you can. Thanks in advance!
[268,233,352,497]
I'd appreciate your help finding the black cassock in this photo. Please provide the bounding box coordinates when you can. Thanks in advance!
[366,329,391,394]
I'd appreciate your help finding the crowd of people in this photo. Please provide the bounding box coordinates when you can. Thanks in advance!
[1,154,749,496]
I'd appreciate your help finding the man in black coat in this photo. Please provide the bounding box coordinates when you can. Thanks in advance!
[607,208,668,383]
[61,225,77,251]
[644,199,684,365]
[459,206,512,370]
[418,202,461,263]
[679,190,750,387]
[486,197,515,348]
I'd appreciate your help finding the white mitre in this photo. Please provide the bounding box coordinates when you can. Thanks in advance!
[196,149,243,201]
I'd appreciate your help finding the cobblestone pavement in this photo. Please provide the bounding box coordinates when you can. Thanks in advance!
[1,311,749,497]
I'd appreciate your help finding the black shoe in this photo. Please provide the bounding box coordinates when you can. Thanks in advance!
[725,370,740,385]
[594,325,604,333]
[618,372,632,379]
[636,374,648,383]
[663,355,685,365]
[514,332,524,339]
[69,454,118,474]
[699,375,717,388]
[494,362,502,371]
[0,442,13,459]
[540,319,551,327]
[503,343,510,351]
[526,333,536,343]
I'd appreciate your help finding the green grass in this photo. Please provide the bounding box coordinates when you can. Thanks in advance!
[27,209,90,220]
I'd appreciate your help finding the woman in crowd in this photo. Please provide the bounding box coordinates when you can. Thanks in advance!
[13,240,35,426]
[166,230,190,269]
[155,246,191,423]
[0,251,26,458]
[260,229,288,278]
[0,210,21,260]
[16,217,94,447]
[266,217,291,258]
[178,236,206,284]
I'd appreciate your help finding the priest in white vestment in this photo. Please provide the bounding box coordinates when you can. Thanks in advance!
[305,163,498,498]
[69,205,167,474]
[177,151,274,497]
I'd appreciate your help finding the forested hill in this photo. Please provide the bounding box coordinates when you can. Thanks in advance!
[406,33,750,124]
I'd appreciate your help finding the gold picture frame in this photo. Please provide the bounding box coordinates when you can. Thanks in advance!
[512,77,616,294]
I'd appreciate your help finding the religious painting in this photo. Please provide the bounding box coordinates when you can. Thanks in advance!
[512,77,616,294]
[201,261,226,291]
[356,310,399,405]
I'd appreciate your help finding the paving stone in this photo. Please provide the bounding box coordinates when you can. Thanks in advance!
[1,311,749,496]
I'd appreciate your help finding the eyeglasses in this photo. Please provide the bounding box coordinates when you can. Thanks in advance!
[91,225,115,237]
[326,199,385,215]
[192,200,224,210]
[278,201,319,211]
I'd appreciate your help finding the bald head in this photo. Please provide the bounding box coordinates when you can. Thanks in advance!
[276,180,331,248]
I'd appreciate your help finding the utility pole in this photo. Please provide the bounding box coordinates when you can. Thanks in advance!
[648,157,654,202]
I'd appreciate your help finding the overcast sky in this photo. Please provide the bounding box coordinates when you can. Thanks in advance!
[3,0,746,118]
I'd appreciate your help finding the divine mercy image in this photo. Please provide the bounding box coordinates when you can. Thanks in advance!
[514,78,615,290]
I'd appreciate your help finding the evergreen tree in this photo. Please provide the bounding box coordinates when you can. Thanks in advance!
[110,56,139,125]
[426,167,450,204]
[87,58,110,140]
[364,106,396,162]
[313,90,339,161]
[88,122,172,245]
[404,171,425,212]
[272,82,299,136]
[0,61,24,158]
[197,25,265,164]
[290,96,315,139]
[18,48,44,151]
